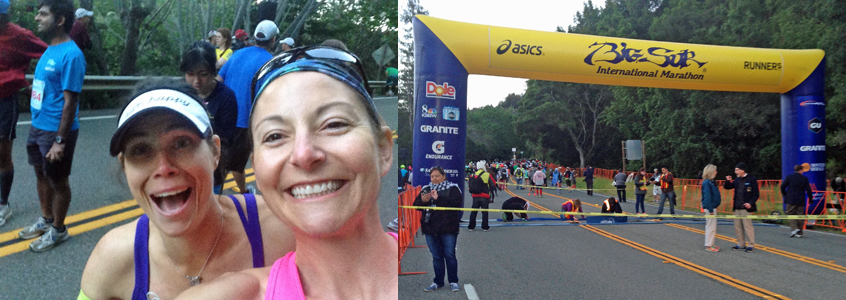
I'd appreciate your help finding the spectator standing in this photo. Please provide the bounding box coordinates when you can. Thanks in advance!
[0,0,48,226]
[277,37,294,53]
[180,41,238,194]
[551,167,561,194]
[583,165,595,196]
[214,28,233,69]
[657,167,675,215]
[207,30,218,44]
[467,161,491,232]
[832,177,845,205]
[633,168,648,214]
[614,169,627,202]
[231,29,248,51]
[414,167,462,292]
[69,8,91,51]
[564,167,573,192]
[650,168,662,203]
[501,197,529,222]
[701,164,721,252]
[19,0,86,252]
[532,167,546,198]
[781,164,813,238]
[486,167,498,203]
[723,162,759,253]
[217,20,278,195]
[514,166,524,190]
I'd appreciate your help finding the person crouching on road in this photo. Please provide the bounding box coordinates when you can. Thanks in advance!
[501,197,529,222]
[781,164,813,238]
[561,199,585,221]
[724,162,759,253]
[701,164,722,252]
[413,166,463,292]
[601,197,623,213]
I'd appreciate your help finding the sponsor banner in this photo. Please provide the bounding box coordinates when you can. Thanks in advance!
[413,74,468,186]
[794,95,825,200]
[417,15,824,93]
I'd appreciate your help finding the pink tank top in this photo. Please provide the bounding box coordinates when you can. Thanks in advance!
[265,232,399,300]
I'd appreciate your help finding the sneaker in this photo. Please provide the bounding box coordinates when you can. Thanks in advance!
[468,228,474,232]
[705,246,720,252]
[450,283,460,292]
[19,217,51,239]
[246,185,257,194]
[0,204,10,226]
[501,213,508,222]
[731,245,746,251]
[522,218,528,222]
[790,229,800,238]
[387,218,399,232]
[483,229,489,232]
[796,234,803,238]
[745,247,756,253]
[30,226,70,252]
[423,283,439,292]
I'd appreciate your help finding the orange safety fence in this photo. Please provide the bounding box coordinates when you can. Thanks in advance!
[813,191,846,232]
[398,184,426,275]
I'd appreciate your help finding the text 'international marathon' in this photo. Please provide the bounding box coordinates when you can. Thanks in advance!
[595,66,705,80]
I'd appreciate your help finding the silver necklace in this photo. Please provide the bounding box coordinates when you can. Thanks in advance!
[168,208,225,286]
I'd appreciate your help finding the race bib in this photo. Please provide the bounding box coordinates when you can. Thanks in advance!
[31,79,44,110]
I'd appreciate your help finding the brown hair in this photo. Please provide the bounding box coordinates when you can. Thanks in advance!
[217,28,232,50]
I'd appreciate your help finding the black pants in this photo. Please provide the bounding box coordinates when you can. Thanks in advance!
[468,197,490,230]
[616,185,626,202]
[502,202,527,221]
[586,180,594,195]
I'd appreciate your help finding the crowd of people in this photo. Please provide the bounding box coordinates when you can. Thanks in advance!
[1,0,398,298]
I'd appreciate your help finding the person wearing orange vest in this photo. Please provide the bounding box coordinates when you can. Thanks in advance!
[560,199,584,220]
[601,197,623,213]
[656,167,675,215]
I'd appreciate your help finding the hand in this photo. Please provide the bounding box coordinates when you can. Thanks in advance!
[421,192,431,202]
[430,190,439,200]
[743,203,751,209]
[45,143,65,163]
[725,176,732,181]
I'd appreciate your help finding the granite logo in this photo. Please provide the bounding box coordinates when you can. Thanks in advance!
[808,118,823,134]
[420,125,459,135]
[496,40,543,56]
[800,145,825,151]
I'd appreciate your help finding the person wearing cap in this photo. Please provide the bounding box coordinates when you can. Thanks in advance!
[180,41,238,194]
[214,27,233,70]
[78,79,295,300]
[232,29,248,51]
[0,0,48,227]
[207,30,218,44]
[276,37,294,53]
[724,162,759,252]
[781,164,813,238]
[177,44,398,299]
[216,20,278,195]
[17,0,86,252]
[69,8,92,50]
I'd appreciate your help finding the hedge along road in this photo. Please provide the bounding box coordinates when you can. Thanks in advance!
[0,96,399,299]
[398,179,846,299]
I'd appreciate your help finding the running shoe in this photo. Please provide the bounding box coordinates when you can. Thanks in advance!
[19,216,51,239]
[450,283,460,292]
[731,245,746,251]
[502,213,508,222]
[423,283,440,292]
[745,247,756,253]
[387,218,399,232]
[30,226,70,252]
[0,204,10,226]
[789,229,800,238]
[705,246,720,252]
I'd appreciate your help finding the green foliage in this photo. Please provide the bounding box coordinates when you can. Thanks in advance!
[466,105,523,161]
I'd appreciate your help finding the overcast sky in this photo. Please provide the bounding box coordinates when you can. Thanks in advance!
[401,0,603,109]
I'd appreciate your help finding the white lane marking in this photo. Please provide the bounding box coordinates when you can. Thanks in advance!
[17,115,116,126]
[465,284,480,300]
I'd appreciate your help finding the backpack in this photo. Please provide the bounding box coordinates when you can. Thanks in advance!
[468,172,489,194]
[515,169,523,177]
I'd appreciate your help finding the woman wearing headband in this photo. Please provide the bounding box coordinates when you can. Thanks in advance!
[177,46,397,299]
[78,79,295,300]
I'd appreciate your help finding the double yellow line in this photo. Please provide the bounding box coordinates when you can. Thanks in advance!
[0,169,255,258]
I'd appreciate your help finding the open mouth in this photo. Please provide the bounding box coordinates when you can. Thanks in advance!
[150,188,191,214]
[289,180,344,199]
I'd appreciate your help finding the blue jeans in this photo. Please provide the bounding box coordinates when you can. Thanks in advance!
[657,191,675,214]
[635,194,645,213]
[426,233,458,286]
[516,178,523,189]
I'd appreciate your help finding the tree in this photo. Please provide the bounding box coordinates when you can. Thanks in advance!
[397,0,428,167]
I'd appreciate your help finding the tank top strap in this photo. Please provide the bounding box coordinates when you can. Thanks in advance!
[131,214,150,300]
[228,194,265,268]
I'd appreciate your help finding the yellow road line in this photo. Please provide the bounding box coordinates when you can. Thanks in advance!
[664,223,846,273]
[0,199,138,244]
[0,209,144,258]
[582,224,790,299]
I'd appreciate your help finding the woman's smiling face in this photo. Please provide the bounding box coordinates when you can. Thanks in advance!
[250,72,392,237]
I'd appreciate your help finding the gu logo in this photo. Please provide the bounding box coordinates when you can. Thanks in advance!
[808,118,823,134]
[584,42,707,69]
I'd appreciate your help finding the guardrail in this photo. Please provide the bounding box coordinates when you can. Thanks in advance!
[25,75,386,92]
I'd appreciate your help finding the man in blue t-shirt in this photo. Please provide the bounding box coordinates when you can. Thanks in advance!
[217,19,277,195]
[19,0,85,252]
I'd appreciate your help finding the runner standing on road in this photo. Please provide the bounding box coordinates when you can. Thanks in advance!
[217,20,278,195]
[18,0,85,252]
[79,80,295,300]
[0,0,48,227]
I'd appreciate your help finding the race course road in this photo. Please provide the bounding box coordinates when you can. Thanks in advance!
[399,183,846,299]
[0,96,398,299]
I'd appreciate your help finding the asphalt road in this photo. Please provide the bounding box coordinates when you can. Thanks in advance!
[0,96,398,299]
[399,184,846,299]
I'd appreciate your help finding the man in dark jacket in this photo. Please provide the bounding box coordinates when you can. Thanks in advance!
[781,164,813,238]
[724,162,759,252]
[583,166,595,196]
[413,166,463,292]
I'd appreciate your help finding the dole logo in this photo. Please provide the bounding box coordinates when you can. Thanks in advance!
[426,81,456,99]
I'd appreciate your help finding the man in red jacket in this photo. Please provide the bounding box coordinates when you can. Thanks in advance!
[0,0,49,226]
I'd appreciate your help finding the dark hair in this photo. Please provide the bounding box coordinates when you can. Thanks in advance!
[794,164,804,172]
[321,39,349,51]
[180,41,217,75]
[39,0,74,34]
[256,36,274,48]
[217,28,232,49]
[429,166,445,176]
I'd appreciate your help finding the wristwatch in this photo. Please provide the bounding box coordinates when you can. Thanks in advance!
[55,136,64,144]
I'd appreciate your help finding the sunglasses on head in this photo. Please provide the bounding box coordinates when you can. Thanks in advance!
[251,45,371,100]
